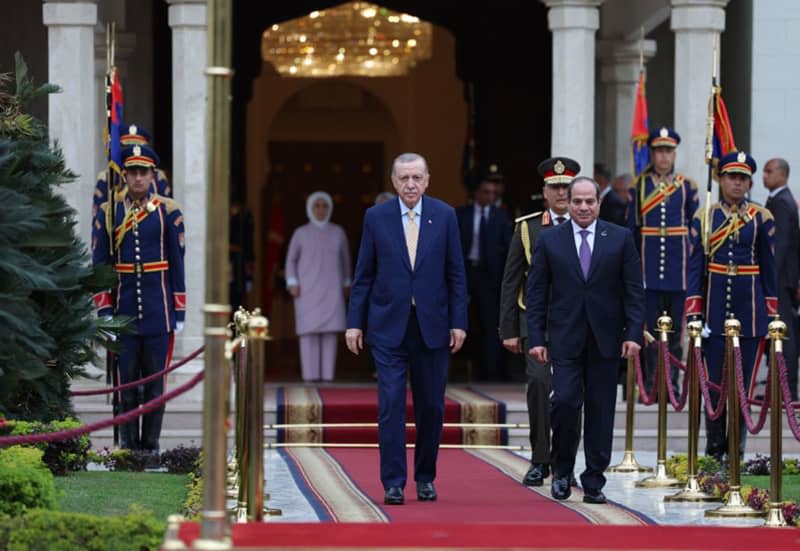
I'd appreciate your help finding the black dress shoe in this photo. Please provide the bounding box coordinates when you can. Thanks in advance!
[416,481,437,501]
[384,487,404,505]
[583,489,607,504]
[568,472,579,487]
[550,477,571,500]
[522,463,549,486]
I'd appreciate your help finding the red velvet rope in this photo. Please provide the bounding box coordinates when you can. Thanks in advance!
[0,370,204,448]
[733,344,770,434]
[663,340,688,411]
[696,343,728,421]
[776,350,800,441]
[69,345,205,397]
[634,350,658,405]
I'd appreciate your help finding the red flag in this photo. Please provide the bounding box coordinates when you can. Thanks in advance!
[262,198,286,315]
[630,72,650,177]
[709,89,736,173]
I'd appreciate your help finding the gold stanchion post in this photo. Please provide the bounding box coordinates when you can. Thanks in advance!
[195,0,233,546]
[636,313,681,488]
[706,317,763,518]
[231,308,249,522]
[607,353,652,473]
[665,320,719,502]
[765,317,788,527]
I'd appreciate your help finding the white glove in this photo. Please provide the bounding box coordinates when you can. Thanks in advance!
[701,324,711,339]
[175,321,185,334]
[100,316,117,342]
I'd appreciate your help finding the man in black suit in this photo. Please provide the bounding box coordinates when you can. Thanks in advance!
[595,163,627,226]
[763,158,800,400]
[457,174,512,380]
[526,177,644,504]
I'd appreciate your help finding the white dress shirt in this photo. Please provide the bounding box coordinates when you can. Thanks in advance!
[571,219,597,255]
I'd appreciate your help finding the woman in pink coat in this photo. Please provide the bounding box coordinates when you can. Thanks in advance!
[285,191,352,381]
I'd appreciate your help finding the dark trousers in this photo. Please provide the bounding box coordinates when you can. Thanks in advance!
[117,333,172,451]
[467,266,506,380]
[523,337,552,465]
[550,330,617,492]
[703,335,760,459]
[371,309,449,489]
[778,289,799,401]
[644,290,685,393]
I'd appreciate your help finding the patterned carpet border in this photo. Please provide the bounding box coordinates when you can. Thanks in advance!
[445,387,507,446]
[467,448,656,526]
[280,447,388,522]
[277,386,323,444]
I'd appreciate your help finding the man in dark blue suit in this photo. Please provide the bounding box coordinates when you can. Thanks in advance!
[457,173,512,380]
[526,177,644,504]
[346,152,468,505]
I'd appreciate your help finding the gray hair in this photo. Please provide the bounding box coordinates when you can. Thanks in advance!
[567,176,601,200]
[392,153,429,176]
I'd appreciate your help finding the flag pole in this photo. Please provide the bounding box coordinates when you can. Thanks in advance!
[702,35,718,255]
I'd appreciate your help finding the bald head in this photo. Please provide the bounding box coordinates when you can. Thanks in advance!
[763,158,790,192]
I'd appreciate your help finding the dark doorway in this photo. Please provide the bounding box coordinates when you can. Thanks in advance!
[263,140,384,382]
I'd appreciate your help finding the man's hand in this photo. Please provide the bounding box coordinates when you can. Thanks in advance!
[529,346,548,364]
[503,337,522,354]
[450,329,466,354]
[288,285,300,298]
[345,328,363,355]
[621,340,641,359]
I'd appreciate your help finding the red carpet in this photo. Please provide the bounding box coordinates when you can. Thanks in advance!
[279,446,649,525]
[178,522,800,550]
[276,386,507,446]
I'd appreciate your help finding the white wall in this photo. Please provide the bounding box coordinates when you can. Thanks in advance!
[749,0,800,203]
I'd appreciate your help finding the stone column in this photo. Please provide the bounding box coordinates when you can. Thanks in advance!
[43,0,98,245]
[598,39,656,178]
[543,0,604,175]
[168,0,207,360]
[671,0,729,201]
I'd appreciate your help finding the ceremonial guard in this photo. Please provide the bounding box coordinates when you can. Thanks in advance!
[685,151,777,461]
[499,156,579,486]
[92,124,172,217]
[92,144,186,457]
[629,127,699,392]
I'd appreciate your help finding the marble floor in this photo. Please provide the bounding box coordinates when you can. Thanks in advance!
[261,449,788,526]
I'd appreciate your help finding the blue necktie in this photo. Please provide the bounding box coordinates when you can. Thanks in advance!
[579,229,591,279]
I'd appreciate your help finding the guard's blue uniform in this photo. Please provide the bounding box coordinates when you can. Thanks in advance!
[685,151,777,459]
[92,145,185,452]
[629,127,699,391]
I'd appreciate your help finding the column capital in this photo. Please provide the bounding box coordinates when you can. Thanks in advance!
[671,0,729,33]
[43,1,98,27]
[167,0,206,29]
[598,39,657,84]
[543,0,604,31]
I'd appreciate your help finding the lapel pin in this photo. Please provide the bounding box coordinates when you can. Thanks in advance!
[600,229,608,237]
[428,219,432,224]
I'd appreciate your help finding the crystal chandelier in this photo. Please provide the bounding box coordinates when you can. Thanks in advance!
[261,2,433,77]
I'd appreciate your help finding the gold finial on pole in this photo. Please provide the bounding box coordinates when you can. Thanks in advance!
[706,316,763,517]
[665,320,720,502]
[637,313,681,488]
[765,316,788,527]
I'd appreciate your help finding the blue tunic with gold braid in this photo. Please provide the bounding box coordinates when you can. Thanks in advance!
[92,189,186,334]
[629,168,699,292]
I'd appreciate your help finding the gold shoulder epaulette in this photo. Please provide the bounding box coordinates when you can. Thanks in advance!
[515,210,543,224]
[156,168,170,182]
[158,196,181,214]
[96,169,107,182]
